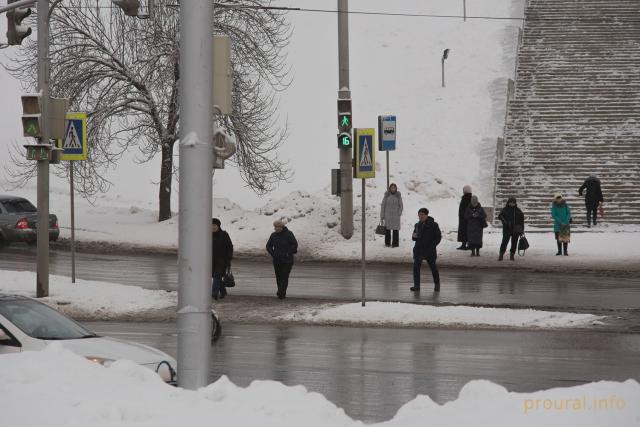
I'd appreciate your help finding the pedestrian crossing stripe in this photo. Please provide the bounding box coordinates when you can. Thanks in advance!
[56,112,87,161]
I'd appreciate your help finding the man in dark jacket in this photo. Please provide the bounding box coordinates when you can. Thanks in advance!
[410,208,442,292]
[497,196,525,261]
[456,185,473,250]
[578,175,604,227]
[211,218,233,300]
[266,220,298,299]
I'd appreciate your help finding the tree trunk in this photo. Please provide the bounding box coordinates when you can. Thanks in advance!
[158,140,174,222]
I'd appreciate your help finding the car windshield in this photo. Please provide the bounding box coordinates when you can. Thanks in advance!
[0,299,96,340]
[1,199,37,213]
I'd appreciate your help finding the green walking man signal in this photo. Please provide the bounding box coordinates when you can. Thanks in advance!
[337,98,352,149]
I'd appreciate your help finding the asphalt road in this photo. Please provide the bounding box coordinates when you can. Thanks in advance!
[85,321,640,423]
[1,246,639,311]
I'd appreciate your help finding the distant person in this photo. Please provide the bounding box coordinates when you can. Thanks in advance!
[410,208,442,292]
[497,196,525,261]
[551,193,572,256]
[266,220,298,299]
[456,185,473,250]
[211,218,233,300]
[464,195,487,257]
[578,175,604,227]
[380,183,403,248]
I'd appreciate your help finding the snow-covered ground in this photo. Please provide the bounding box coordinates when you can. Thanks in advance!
[1,345,638,427]
[0,269,605,328]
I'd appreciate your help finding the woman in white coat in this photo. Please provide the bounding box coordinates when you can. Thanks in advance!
[380,183,403,247]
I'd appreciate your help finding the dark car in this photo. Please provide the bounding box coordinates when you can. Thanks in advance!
[0,195,59,248]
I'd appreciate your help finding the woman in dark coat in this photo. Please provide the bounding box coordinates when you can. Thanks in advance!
[266,220,298,299]
[211,218,233,300]
[456,185,472,250]
[497,196,525,261]
[464,195,487,257]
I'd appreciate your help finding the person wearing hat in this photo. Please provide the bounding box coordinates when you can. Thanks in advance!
[211,218,234,300]
[266,220,298,299]
[464,195,487,256]
[456,185,473,250]
[410,208,442,292]
[551,193,572,256]
[578,175,604,227]
[497,197,525,260]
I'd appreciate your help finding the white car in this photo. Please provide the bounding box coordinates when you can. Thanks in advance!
[0,294,177,384]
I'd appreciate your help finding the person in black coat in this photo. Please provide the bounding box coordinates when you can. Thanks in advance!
[456,185,473,250]
[410,208,442,292]
[578,175,604,227]
[266,220,298,299]
[211,218,233,300]
[497,196,525,261]
[464,196,487,257]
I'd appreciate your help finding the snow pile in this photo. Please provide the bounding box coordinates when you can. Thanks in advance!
[0,345,638,427]
[280,301,605,329]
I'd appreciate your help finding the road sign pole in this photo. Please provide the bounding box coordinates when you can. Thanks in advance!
[70,161,76,283]
[361,178,366,307]
[386,151,390,189]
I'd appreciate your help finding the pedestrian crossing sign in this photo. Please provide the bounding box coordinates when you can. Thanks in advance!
[354,128,375,179]
[56,112,87,161]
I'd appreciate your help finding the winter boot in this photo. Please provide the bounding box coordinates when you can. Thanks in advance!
[456,243,468,250]
[563,242,568,256]
[434,282,440,292]
[470,248,476,257]
[556,241,562,256]
[510,253,515,261]
[498,252,504,261]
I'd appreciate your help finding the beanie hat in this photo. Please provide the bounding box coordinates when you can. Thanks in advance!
[507,196,517,204]
[418,208,429,215]
[463,185,472,194]
[554,192,562,199]
[471,195,479,205]
[211,218,221,226]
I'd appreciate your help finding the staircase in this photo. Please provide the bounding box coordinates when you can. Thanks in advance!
[494,0,640,228]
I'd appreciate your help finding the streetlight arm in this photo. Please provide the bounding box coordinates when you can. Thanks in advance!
[0,0,36,14]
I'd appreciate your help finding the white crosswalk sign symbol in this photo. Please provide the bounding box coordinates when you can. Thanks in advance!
[63,121,82,149]
[360,139,372,167]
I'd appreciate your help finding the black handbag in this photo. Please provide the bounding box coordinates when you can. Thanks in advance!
[517,234,530,256]
[375,222,386,235]
[222,268,235,287]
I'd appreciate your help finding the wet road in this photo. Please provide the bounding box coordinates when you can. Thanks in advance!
[86,321,640,423]
[1,246,639,310]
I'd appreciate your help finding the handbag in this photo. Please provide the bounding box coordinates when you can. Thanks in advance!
[517,233,529,256]
[558,224,571,243]
[222,267,235,288]
[375,222,386,235]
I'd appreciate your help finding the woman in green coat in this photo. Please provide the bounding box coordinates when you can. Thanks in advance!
[550,193,572,256]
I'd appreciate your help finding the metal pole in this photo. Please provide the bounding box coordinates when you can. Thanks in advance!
[338,0,353,239]
[70,161,75,283]
[463,0,466,21]
[177,0,213,389]
[361,178,365,307]
[386,151,390,189]
[36,0,50,298]
[441,58,445,88]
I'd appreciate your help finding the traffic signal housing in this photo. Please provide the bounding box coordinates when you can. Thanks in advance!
[21,94,42,138]
[337,132,352,149]
[112,0,140,17]
[6,0,32,46]
[337,99,352,133]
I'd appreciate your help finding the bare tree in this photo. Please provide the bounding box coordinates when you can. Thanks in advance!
[4,0,291,221]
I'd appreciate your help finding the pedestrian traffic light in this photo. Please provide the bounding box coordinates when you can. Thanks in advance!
[21,94,42,138]
[112,0,140,17]
[6,0,32,46]
[337,132,352,149]
[337,99,352,133]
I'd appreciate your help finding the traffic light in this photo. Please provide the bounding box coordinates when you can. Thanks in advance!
[112,0,140,17]
[337,99,352,133]
[337,132,352,149]
[6,0,32,46]
[21,94,42,138]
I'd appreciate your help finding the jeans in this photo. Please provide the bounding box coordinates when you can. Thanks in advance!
[274,261,294,297]
[385,229,399,247]
[413,256,440,289]
[211,273,225,298]
[500,231,519,254]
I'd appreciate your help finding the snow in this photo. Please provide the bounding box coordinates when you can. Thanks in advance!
[0,269,605,329]
[1,345,638,427]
